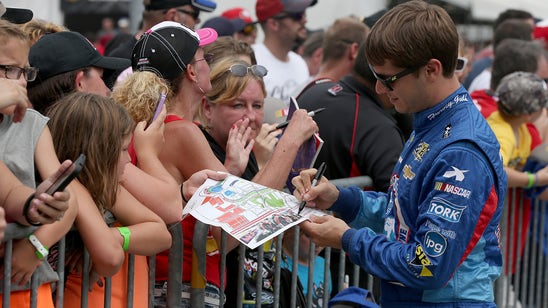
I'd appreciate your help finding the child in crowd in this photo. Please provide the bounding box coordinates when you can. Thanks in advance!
[487,72,548,195]
[0,20,78,308]
[487,71,548,280]
[46,92,172,307]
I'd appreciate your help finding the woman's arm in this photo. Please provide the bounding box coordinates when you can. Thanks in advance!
[122,107,183,224]
[253,109,318,190]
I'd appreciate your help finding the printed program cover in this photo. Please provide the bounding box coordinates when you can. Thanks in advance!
[183,174,326,249]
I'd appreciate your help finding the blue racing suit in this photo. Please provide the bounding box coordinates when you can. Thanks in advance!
[333,86,507,307]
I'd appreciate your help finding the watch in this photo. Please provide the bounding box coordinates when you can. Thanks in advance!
[28,234,49,260]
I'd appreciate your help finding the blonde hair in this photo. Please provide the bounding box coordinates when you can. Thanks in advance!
[21,19,67,45]
[112,71,171,123]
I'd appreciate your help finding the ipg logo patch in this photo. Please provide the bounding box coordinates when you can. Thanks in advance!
[423,231,447,257]
[427,197,466,223]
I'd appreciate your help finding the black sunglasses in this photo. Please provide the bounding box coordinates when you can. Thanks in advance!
[273,11,305,21]
[368,64,421,91]
[176,8,200,21]
[227,64,268,78]
[241,23,257,36]
[191,53,215,65]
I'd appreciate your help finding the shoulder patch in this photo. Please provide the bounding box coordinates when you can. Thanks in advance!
[327,84,343,96]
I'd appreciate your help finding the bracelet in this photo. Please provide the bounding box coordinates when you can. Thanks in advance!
[180,183,189,203]
[23,194,42,226]
[116,226,131,252]
[526,172,535,189]
[28,234,49,260]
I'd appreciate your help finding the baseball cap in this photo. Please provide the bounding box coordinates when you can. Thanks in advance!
[534,20,548,49]
[202,16,239,37]
[0,1,33,24]
[255,0,313,23]
[132,21,217,81]
[495,71,548,116]
[144,0,216,12]
[29,31,130,82]
[222,7,254,24]
[328,287,379,308]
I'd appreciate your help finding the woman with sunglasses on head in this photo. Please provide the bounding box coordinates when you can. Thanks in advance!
[200,56,318,184]
[202,36,284,170]
[199,56,319,307]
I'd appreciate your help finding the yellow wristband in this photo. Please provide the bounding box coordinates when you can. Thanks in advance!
[116,227,131,252]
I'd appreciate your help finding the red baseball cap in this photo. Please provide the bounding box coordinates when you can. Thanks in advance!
[255,0,313,23]
[222,7,254,24]
[534,21,548,50]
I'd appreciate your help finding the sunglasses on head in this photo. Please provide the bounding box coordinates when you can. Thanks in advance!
[273,11,305,21]
[227,64,268,78]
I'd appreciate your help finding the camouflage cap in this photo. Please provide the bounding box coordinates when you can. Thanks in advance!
[496,71,548,116]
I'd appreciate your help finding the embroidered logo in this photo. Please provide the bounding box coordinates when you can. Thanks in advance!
[327,84,343,96]
[442,166,468,181]
[442,124,452,139]
[434,181,471,198]
[424,231,447,257]
[427,197,466,223]
[413,142,430,162]
[403,165,415,180]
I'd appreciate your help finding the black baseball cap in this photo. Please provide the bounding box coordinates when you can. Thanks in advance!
[132,21,217,81]
[29,31,130,82]
[0,1,33,24]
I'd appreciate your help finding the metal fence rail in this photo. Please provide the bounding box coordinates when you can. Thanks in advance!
[2,179,540,307]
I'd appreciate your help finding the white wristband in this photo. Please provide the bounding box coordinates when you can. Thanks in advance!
[28,234,49,260]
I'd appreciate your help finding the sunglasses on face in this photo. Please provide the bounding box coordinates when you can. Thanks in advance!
[192,53,215,65]
[368,64,421,91]
[176,8,200,21]
[273,11,305,21]
[455,57,468,72]
[0,64,39,82]
[227,64,268,78]
[241,23,257,36]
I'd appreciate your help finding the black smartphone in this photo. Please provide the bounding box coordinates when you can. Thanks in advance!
[45,154,86,195]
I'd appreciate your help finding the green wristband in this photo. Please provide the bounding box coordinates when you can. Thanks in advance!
[116,227,131,252]
[526,172,535,189]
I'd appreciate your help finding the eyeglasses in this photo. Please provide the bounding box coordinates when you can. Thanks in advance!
[176,8,200,21]
[455,57,468,73]
[273,11,305,21]
[368,64,421,91]
[0,64,39,82]
[227,64,268,78]
[241,23,257,36]
[192,53,214,65]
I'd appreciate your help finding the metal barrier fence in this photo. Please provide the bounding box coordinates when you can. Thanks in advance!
[2,181,541,307]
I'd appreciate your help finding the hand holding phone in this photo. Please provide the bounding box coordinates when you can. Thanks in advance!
[151,92,166,123]
[25,154,86,225]
[45,154,86,194]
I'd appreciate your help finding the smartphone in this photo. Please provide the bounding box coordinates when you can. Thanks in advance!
[45,154,86,195]
[151,92,166,123]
